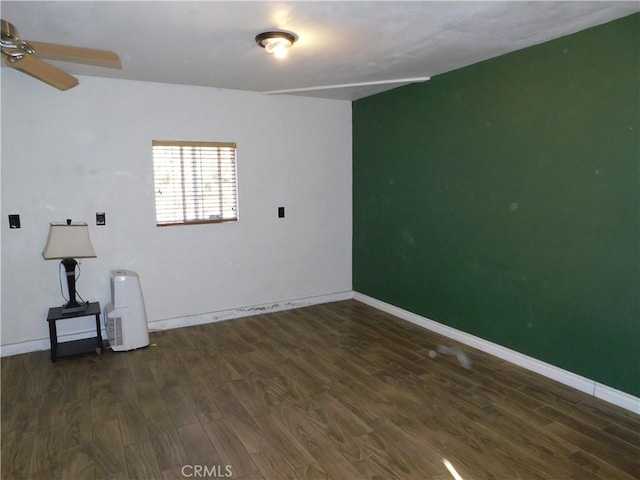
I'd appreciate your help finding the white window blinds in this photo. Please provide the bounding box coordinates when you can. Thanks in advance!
[152,140,238,226]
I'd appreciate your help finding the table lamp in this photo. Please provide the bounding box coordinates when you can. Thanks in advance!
[42,220,96,314]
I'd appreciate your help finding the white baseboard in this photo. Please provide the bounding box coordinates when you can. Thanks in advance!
[148,291,354,331]
[353,292,640,415]
[594,383,640,414]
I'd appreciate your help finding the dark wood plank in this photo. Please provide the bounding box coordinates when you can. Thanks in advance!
[181,375,224,424]
[117,398,150,446]
[250,448,297,479]
[146,415,188,471]
[29,426,64,479]
[92,419,127,479]
[220,403,272,454]
[162,385,199,428]
[61,443,95,480]
[177,422,221,465]
[0,429,35,479]
[307,446,367,480]
[252,413,317,469]
[202,418,259,478]
[134,379,169,420]
[124,440,163,480]
[62,400,93,450]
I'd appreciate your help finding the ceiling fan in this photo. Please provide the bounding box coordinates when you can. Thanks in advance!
[1,19,121,91]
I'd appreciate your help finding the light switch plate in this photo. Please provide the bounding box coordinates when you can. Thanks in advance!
[8,214,20,229]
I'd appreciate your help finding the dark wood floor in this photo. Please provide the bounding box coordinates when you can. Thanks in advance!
[2,300,639,479]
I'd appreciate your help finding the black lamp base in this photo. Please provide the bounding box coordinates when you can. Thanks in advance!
[61,301,90,315]
[60,258,89,314]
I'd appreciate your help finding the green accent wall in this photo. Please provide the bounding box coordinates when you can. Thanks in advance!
[353,13,640,397]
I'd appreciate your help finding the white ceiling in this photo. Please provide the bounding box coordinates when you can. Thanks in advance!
[1,1,638,101]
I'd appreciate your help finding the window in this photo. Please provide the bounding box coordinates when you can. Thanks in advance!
[152,140,238,226]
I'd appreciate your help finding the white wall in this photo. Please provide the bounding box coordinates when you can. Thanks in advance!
[0,71,352,350]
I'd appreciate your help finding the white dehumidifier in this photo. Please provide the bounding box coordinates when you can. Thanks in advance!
[105,269,150,351]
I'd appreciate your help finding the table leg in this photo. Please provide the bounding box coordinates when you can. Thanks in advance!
[48,319,58,362]
[95,313,103,354]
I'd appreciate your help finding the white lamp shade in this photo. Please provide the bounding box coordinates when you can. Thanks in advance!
[42,223,97,259]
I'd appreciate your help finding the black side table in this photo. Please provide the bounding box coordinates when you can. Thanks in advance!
[47,302,103,362]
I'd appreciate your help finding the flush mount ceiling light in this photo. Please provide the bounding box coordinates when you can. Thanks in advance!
[255,31,297,60]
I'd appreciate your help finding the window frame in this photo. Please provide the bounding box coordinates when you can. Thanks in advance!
[151,140,239,227]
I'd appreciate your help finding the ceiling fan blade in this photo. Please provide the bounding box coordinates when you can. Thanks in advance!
[28,41,121,69]
[4,53,78,90]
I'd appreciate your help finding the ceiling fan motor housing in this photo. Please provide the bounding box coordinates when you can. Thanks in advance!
[1,20,29,61]
[1,19,19,43]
